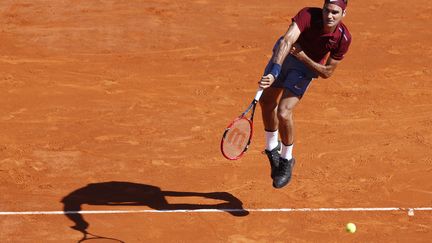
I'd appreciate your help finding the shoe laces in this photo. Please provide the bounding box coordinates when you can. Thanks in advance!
[277,159,291,174]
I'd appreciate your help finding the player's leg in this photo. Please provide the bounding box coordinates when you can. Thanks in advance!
[259,87,282,134]
[259,87,283,178]
[277,90,300,147]
[273,89,300,188]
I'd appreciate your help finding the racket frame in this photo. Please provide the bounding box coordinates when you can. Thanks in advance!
[220,89,263,160]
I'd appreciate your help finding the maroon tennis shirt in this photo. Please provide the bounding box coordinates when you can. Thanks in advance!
[292,7,352,64]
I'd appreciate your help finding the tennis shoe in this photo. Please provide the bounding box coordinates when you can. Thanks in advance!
[264,142,281,179]
[272,157,295,189]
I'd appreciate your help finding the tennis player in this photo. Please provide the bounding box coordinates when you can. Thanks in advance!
[258,0,352,188]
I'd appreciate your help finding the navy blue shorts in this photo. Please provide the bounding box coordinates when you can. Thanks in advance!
[264,38,318,97]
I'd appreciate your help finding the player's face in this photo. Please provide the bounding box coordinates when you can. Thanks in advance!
[322,4,345,29]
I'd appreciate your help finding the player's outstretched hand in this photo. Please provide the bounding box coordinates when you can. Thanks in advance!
[258,74,275,89]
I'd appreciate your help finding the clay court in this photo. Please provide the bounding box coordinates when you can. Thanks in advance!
[1,0,431,242]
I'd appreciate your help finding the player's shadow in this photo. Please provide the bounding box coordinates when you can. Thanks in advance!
[62,181,248,234]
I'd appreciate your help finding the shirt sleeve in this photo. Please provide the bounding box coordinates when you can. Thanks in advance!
[292,7,312,32]
[331,31,352,60]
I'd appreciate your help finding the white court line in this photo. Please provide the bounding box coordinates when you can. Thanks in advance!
[1,207,432,215]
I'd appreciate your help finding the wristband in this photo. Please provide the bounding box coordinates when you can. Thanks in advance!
[270,63,281,79]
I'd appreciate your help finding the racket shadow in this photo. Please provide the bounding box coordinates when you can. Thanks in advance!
[62,181,249,241]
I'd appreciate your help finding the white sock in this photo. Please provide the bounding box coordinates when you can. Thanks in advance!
[265,130,279,151]
[281,143,293,160]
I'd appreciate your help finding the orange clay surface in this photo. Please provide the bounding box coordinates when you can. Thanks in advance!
[1,0,431,242]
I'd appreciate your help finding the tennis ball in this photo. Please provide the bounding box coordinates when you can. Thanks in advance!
[346,223,356,233]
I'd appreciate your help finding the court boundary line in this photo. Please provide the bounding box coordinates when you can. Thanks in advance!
[1,207,431,216]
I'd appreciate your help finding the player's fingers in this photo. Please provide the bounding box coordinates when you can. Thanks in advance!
[259,80,271,88]
[260,78,270,84]
[259,74,274,88]
[261,76,272,81]
[258,82,267,88]
[259,83,269,89]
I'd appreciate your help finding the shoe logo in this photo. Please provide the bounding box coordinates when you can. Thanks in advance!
[294,85,301,90]
[227,128,248,149]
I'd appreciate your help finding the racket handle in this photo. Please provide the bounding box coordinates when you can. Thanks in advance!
[254,88,264,101]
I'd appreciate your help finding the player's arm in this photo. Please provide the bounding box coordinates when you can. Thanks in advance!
[290,43,341,79]
[259,22,301,89]
[272,22,301,65]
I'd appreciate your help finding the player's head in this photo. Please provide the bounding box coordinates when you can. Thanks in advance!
[322,0,347,29]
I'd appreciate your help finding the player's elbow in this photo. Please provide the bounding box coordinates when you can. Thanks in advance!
[321,72,332,79]
[320,67,335,79]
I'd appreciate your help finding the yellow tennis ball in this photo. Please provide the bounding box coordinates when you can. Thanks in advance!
[346,223,356,233]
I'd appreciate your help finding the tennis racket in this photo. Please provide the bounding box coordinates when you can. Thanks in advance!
[221,88,264,160]
[78,230,125,242]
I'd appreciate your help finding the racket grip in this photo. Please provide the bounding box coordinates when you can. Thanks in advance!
[254,88,264,101]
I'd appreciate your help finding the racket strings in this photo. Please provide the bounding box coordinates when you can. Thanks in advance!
[221,118,252,159]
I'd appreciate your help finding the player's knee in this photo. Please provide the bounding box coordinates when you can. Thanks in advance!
[277,108,293,124]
